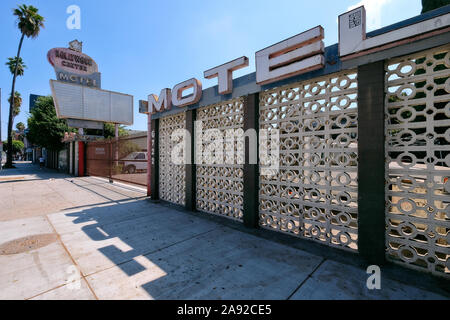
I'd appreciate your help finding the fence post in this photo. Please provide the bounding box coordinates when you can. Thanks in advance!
[66,144,70,174]
[72,142,76,175]
[108,141,112,181]
[185,109,196,211]
[357,61,386,264]
[243,93,259,228]
[147,114,152,196]
[150,118,159,201]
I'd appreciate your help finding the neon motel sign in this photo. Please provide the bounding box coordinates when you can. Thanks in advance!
[140,5,450,114]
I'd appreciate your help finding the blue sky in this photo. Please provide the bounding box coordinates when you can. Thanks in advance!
[0,0,422,139]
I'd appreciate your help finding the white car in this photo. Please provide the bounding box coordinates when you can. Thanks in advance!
[121,152,147,174]
[1,151,6,166]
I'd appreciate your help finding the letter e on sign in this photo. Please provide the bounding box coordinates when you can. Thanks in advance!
[256,26,325,85]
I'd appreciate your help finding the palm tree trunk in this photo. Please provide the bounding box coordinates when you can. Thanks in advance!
[6,33,25,168]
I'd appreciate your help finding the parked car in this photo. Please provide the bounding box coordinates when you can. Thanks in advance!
[120,152,147,174]
[1,151,6,167]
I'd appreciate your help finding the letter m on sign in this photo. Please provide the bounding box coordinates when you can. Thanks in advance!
[255,26,325,85]
[149,88,172,114]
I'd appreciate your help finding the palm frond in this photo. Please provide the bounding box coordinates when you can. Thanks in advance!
[13,4,45,39]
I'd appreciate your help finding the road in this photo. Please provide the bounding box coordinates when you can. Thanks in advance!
[0,162,448,299]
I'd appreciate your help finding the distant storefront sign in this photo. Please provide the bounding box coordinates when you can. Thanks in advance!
[95,147,105,155]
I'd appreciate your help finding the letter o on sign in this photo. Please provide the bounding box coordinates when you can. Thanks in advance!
[172,78,202,107]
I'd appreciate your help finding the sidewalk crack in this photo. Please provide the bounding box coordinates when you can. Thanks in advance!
[287,257,326,300]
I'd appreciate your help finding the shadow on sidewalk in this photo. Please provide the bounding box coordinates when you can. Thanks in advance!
[60,198,450,300]
[63,199,329,299]
[0,161,69,180]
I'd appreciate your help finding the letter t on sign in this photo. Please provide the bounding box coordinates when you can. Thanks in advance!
[204,56,249,95]
[256,26,325,85]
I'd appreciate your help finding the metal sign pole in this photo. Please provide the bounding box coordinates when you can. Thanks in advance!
[114,123,119,169]
[147,114,151,196]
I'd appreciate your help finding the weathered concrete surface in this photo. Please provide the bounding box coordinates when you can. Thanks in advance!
[0,162,448,300]
[0,216,92,300]
[86,226,324,300]
[48,203,219,276]
[0,162,145,221]
[290,260,447,300]
[29,279,95,300]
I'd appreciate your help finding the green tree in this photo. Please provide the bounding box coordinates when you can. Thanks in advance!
[103,122,128,139]
[15,122,26,142]
[2,140,24,155]
[6,57,26,76]
[421,0,450,13]
[12,140,24,154]
[26,96,68,151]
[5,4,44,168]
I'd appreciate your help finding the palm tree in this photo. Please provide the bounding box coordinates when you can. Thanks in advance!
[5,4,44,168]
[16,122,25,132]
[6,57,26,76]
[8,92,22,118]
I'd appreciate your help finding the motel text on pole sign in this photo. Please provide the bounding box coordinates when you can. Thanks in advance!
[48,41,133,126]
[139,5,450,115]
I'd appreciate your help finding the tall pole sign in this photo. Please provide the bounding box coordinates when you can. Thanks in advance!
[47,40,101,88]
[48,40,133,128]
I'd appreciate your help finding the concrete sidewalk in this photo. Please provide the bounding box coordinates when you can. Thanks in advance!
[0,162,448,300]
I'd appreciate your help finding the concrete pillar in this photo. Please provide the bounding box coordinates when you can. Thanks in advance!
[357,61,386,264]
[74,141,79,176]
[150,118,159,201]
[243,93,260,228]
[185,110,196,211]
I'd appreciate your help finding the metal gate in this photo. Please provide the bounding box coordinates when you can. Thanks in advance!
[258,70,359,251]
[385,44,450,277]
[85,133,148,186]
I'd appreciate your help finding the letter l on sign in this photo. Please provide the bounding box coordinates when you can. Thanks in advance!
[255,26,325,85]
